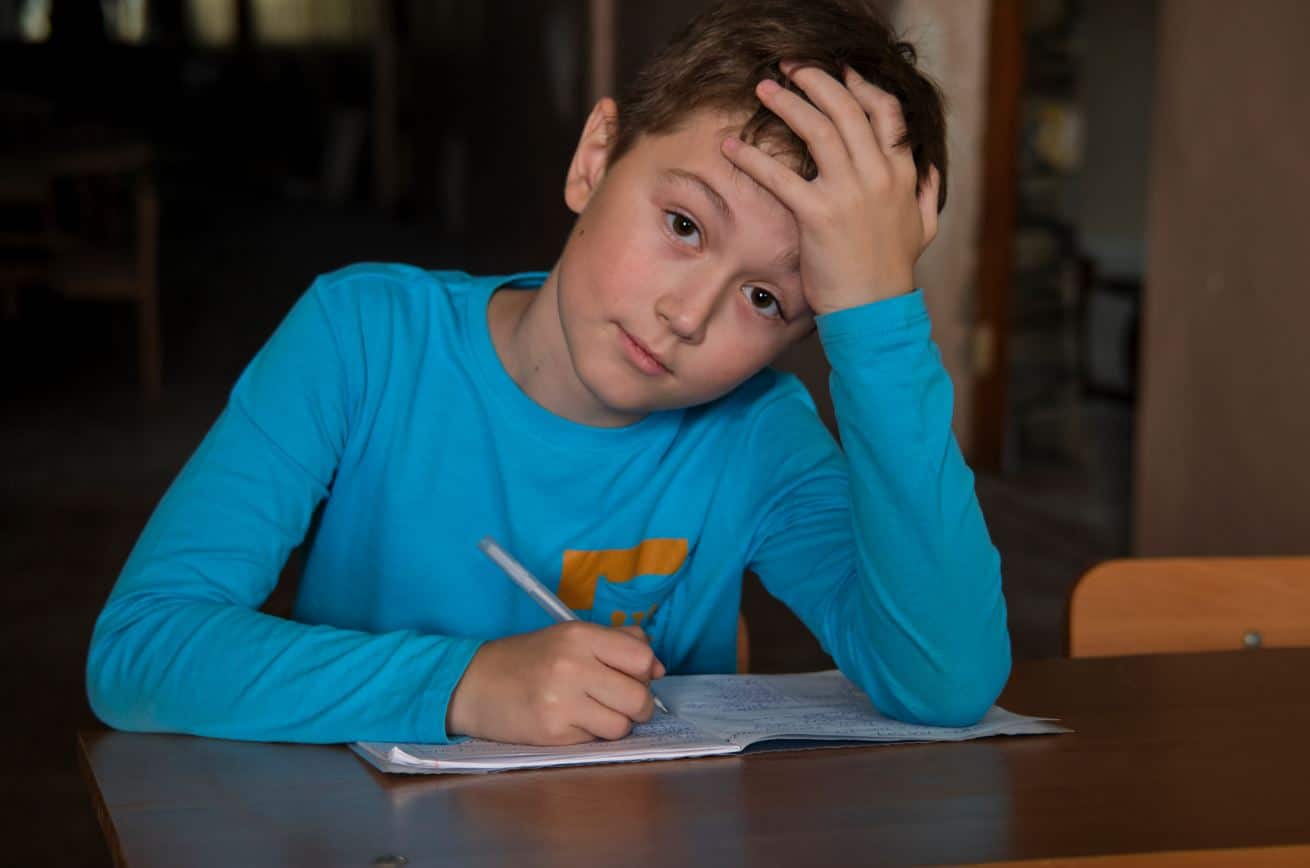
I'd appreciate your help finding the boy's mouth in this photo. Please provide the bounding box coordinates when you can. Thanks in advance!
[618,327,672,376]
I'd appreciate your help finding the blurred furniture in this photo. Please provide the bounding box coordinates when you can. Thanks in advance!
[0,169,51,319]
[1068,557,1310,658]
[49,141,161,399]
[999,2,1092,472]
[80,648,1310,866]
[0,94,56,319]
[0,136,160,398]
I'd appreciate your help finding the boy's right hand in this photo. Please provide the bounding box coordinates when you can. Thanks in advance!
[446,622,667,745]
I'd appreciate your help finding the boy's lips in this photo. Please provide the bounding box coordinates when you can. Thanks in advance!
[618,326,672,376]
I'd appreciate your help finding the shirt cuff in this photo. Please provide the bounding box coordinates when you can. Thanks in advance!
[417,635,485,743]
[816,289,931,364]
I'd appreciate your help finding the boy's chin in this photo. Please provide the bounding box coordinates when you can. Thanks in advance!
[577,361,748,418]
[591,390,675,418]
[585,381,687,420]
[594,384,730,418]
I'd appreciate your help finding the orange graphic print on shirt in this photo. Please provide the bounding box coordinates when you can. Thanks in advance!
[559,539,688,626]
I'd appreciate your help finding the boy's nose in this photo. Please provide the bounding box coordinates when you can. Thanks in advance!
[654,285,718,344]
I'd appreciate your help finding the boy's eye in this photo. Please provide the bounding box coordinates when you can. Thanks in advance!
[664,211,701,244]
[741,285,784,321]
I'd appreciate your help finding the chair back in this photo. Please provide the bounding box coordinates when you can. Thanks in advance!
[1068,557,1310,657]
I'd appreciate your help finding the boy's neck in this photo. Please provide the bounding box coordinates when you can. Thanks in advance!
[487,268,640,429]
[486,272,546,393]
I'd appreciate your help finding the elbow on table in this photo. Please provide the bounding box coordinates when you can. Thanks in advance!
[85,617,156,733]
[86,682,137,734]
[86,636,128,731]
[882,651,1012,728]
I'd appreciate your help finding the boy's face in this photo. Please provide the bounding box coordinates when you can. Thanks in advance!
[551,102,816,427]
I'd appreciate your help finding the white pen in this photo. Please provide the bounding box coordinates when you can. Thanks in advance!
[477,536,670,714]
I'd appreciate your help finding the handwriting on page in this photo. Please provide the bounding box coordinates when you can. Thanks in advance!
[659,676,790,713]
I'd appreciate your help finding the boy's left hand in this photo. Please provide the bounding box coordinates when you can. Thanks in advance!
[721,63,940,317]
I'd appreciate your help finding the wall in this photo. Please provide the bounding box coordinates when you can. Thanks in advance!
[1134,0,1310,554]
[1074,0,1157,280]
[893,0,990,450]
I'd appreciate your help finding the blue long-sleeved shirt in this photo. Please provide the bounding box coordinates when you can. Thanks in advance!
[86,263,1010,743]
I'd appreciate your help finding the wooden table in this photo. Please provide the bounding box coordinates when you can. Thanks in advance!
[79,649,1310,867]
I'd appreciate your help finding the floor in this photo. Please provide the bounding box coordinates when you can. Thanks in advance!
[0,202,1129,866]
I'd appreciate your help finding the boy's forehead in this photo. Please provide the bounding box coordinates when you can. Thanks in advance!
[637,109,799,227]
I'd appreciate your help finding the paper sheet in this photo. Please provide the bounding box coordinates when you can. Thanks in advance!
[353,670,1067,774]
[357,711,737,772]
[655,670,1065,747]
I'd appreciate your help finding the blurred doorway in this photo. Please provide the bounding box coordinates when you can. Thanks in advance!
[972,0,1157,541]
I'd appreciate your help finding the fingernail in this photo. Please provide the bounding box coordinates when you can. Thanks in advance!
[721,136,741,153]
[757,78,781,97]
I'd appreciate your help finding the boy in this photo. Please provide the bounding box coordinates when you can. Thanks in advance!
[87,0,1009,747]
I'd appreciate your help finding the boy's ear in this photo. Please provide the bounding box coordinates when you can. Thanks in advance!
[564,98,619,214]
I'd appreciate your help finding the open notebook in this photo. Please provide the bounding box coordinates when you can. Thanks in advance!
[352,670,1068,774]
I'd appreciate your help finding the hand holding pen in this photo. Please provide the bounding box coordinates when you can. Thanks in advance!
[478,537,670,715]
[444,538,669,745]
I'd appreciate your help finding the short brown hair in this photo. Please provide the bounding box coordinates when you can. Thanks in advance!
[609,0,948,211]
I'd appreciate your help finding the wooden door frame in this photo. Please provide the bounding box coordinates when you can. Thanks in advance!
[969,0,1025,471]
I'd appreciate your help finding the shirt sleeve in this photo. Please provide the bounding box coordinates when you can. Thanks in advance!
[745,290,1011,727]
[85,274,482,744]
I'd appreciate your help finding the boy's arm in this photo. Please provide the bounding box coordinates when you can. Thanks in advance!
[87,272,663,746]
[745,296,1010,727]
[85,276,480,744]
[724,64,1009,725]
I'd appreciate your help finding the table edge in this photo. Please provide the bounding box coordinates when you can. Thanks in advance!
[77,731,130,868]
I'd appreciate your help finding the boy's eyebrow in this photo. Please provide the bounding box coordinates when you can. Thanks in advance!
[772,246,800,276]
[663,167,801,280]
[660,169,734,226]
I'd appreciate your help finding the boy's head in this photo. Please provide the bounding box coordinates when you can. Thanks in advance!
[610,0,947,211]
[544,0,946,427]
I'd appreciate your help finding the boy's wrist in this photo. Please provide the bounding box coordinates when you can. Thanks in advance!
[810,279,915,317]
[445,643,489,738]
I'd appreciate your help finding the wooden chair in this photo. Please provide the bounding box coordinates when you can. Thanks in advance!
[1068,557,1310,658]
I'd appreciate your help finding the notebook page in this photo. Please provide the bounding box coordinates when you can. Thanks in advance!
[358,711,737,773]
[653,670,1066,747]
